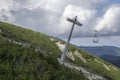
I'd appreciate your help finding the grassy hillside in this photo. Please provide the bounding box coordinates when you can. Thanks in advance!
[0,22,120,80]
[0,22,88,80]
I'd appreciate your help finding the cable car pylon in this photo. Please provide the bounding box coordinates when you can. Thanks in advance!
[60,16,83,62]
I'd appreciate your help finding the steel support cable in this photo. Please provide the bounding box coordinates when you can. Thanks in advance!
[15,0,66,18]
[15,0,89,26]
[98,36,120,47]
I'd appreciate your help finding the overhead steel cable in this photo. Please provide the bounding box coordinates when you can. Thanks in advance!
[14,0,88,24]
[15,0,96,29]
[107,37,120,47]
[15,0,67,19]
[97,36,120,47]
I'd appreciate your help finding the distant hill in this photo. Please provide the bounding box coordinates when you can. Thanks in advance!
[0,22,120,80]
[100,55,120,67]
[79,46,120,56]
[79,46,120,67]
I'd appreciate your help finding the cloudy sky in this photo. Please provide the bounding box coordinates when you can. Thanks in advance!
[0,0,120,47]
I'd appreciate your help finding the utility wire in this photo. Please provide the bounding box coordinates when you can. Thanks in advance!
[15,0,96,29]
[15,0,67,19]
[98,36,120,47]
[110,37,120,44]
[99,37,120,45]
[107,38,120,47]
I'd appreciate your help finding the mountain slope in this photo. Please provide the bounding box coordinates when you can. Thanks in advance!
[0,22,120,80]
[0,22,88,80]
[79,46,120,57]
[100,55,120,67]
[79,46,120,67]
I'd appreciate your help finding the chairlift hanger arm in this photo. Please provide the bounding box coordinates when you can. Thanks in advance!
[93,30,99,43]
[67,17,83,26]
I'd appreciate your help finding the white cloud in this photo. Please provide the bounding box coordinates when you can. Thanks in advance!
[0,0,15,22]
[0,0,12,10]
[58,5,97,37]
[62,5,96,22]
[14,0,107,16]
[95,4,120,36]
[15,0,66,14]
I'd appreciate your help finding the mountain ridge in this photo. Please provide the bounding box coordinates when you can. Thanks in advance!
[79,46,120,56]
[100,55,120,67]
[79,46,120,67]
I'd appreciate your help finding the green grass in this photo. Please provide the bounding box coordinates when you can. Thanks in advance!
[68,46,120,80]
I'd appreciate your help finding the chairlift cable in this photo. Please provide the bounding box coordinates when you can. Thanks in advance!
[15,0,66,19]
